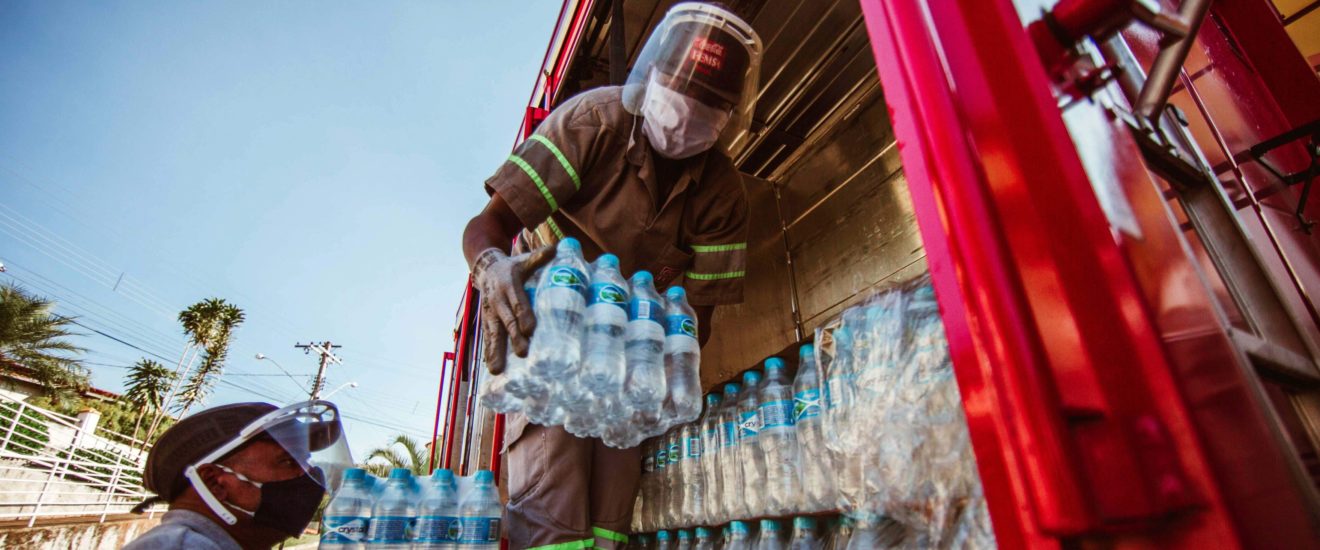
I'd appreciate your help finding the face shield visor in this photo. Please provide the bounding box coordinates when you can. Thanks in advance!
[622,2,762,153]
[184,400,353,528]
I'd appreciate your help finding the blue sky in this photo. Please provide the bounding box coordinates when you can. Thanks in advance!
[0,1,561,459]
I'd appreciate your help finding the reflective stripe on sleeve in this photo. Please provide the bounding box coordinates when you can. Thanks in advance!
[690,242,747,253]
[591,527,629,543]
[528,134,581,190]
[526,538,595,550]
[545,216,566,239]
[685,270,746,281]
[508,154,559,212]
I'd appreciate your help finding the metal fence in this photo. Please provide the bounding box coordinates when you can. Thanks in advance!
[0,394,162,527]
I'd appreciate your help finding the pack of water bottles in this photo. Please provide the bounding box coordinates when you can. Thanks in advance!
[813,275,993,547]
[628,274,995,548]
[479,237,704,449]
[319,467,502,549]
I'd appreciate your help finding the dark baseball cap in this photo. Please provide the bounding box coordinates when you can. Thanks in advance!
[142,402,278,503]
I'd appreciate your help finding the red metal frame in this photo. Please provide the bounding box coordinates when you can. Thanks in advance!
[443,280,477,471]
[429,350,455,473]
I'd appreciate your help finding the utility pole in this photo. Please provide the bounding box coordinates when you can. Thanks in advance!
[296,341,342,400]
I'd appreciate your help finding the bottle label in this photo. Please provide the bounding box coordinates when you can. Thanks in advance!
[367,515,411,544]
[456,516,501,544]
[794,388,822,421]
[684,435,701,459]
[739,410,761,439]
[588,282,627,310]
[629,298,664,323]
[664,314,698,339]
[321,516,369,544]
[655,447,668,469]
[760,399,794,429]
[414,515,458,542]
[825,376,846,410]
[721,420,739,447]
[547,266,588,298]
[667,442,680,465]
[643,454,655,472]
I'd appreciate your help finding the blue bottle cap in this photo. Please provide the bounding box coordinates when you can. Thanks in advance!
[631,270,653,285]
[665,286,685,300]
[800,343,815,358]
[761,518,781,531]
[389,468,411,479]
[677,529,691,539]
[474,469,494,484]
[597,253,619,268]
[696,527,712,537]
[794,516,817,529]
[431,468,455,482]
[730,521,750,533]
[743,370,762,385]
[657,530,671,540]
[343,467,365,481]
[724,382,740,395]
[558,237,581,252]
[705,393,722,406]
[764,357,785,370]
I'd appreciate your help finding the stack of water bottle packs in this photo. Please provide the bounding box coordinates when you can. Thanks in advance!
[630,275,996,549]
[319,467,503,549]
[480,237,705,449]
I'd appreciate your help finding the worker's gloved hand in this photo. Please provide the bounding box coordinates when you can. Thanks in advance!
[471,246,555,375]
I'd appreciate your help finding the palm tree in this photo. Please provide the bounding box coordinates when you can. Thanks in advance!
[175,301,244,415]
[0,283,88,403]
[122,358,174,441]
[365,434,428,477]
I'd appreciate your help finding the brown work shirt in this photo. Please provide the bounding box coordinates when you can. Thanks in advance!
[484,86,749,306]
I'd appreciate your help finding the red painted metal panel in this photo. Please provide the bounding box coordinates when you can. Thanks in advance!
[429,351,455,473]
[444,281,477,471]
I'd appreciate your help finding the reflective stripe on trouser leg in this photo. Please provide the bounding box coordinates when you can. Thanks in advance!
[592,526,629,549]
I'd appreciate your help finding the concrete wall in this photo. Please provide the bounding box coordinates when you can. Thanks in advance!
[0,515,160,550]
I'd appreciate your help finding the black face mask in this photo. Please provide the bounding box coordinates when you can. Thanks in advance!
[250,467,325,537]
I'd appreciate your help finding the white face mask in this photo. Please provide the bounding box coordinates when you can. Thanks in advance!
[640,74,732,159]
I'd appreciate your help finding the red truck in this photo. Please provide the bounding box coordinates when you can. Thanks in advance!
[433,0,1320,547]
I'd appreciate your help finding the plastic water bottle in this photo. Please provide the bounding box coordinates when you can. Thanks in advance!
[676,529,693,550]
[694,527,716,550]
[679,414,704,524]
[525,238,589,404]
[651,437,669,530]
[738,370,767,516]
[665,428,683,527]
[623,271,666,433]
[698,393,723,524]
[320,468,372,549]
[756,519,786,550]
[758,357,801,515]
[661,286,701,426]
[412,469,458,550]
[725,521,754,550]
[718,383,746,519]
[456,470,502,549]
[828,516,853,550]
[792,344,834,511]
[502,271,541,399]
[656,530,674,550]
[582,254,629,395]
[788,517,822,550]
[366,469,414,550]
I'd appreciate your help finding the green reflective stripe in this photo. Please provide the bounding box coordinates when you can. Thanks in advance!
[591,527,629,543]
[508,154,559,212]
[690,242,747,253]
[529,134,581,190]
[686,270,746,281]
[527,538,595,550]
[545,216,565,239]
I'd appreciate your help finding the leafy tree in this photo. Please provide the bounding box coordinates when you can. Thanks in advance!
[122,358,175,440]
[0,283,88,404]
[175,299,244,414]
[365,434,428,477]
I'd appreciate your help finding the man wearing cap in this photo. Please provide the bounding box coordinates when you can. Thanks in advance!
[462,3,762,549]
[125,401,349,550]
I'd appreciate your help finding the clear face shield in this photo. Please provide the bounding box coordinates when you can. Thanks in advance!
[622,2,763,154]
[184,400,353,529]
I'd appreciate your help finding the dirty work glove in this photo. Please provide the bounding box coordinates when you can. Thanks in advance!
[472,246,555,375]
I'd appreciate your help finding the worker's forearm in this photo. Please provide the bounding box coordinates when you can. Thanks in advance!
[463,194,525,269]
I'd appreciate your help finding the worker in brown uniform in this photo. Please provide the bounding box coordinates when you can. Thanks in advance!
[462,3,762,549]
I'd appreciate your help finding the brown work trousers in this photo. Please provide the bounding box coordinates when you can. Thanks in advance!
[506,421,641,549]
